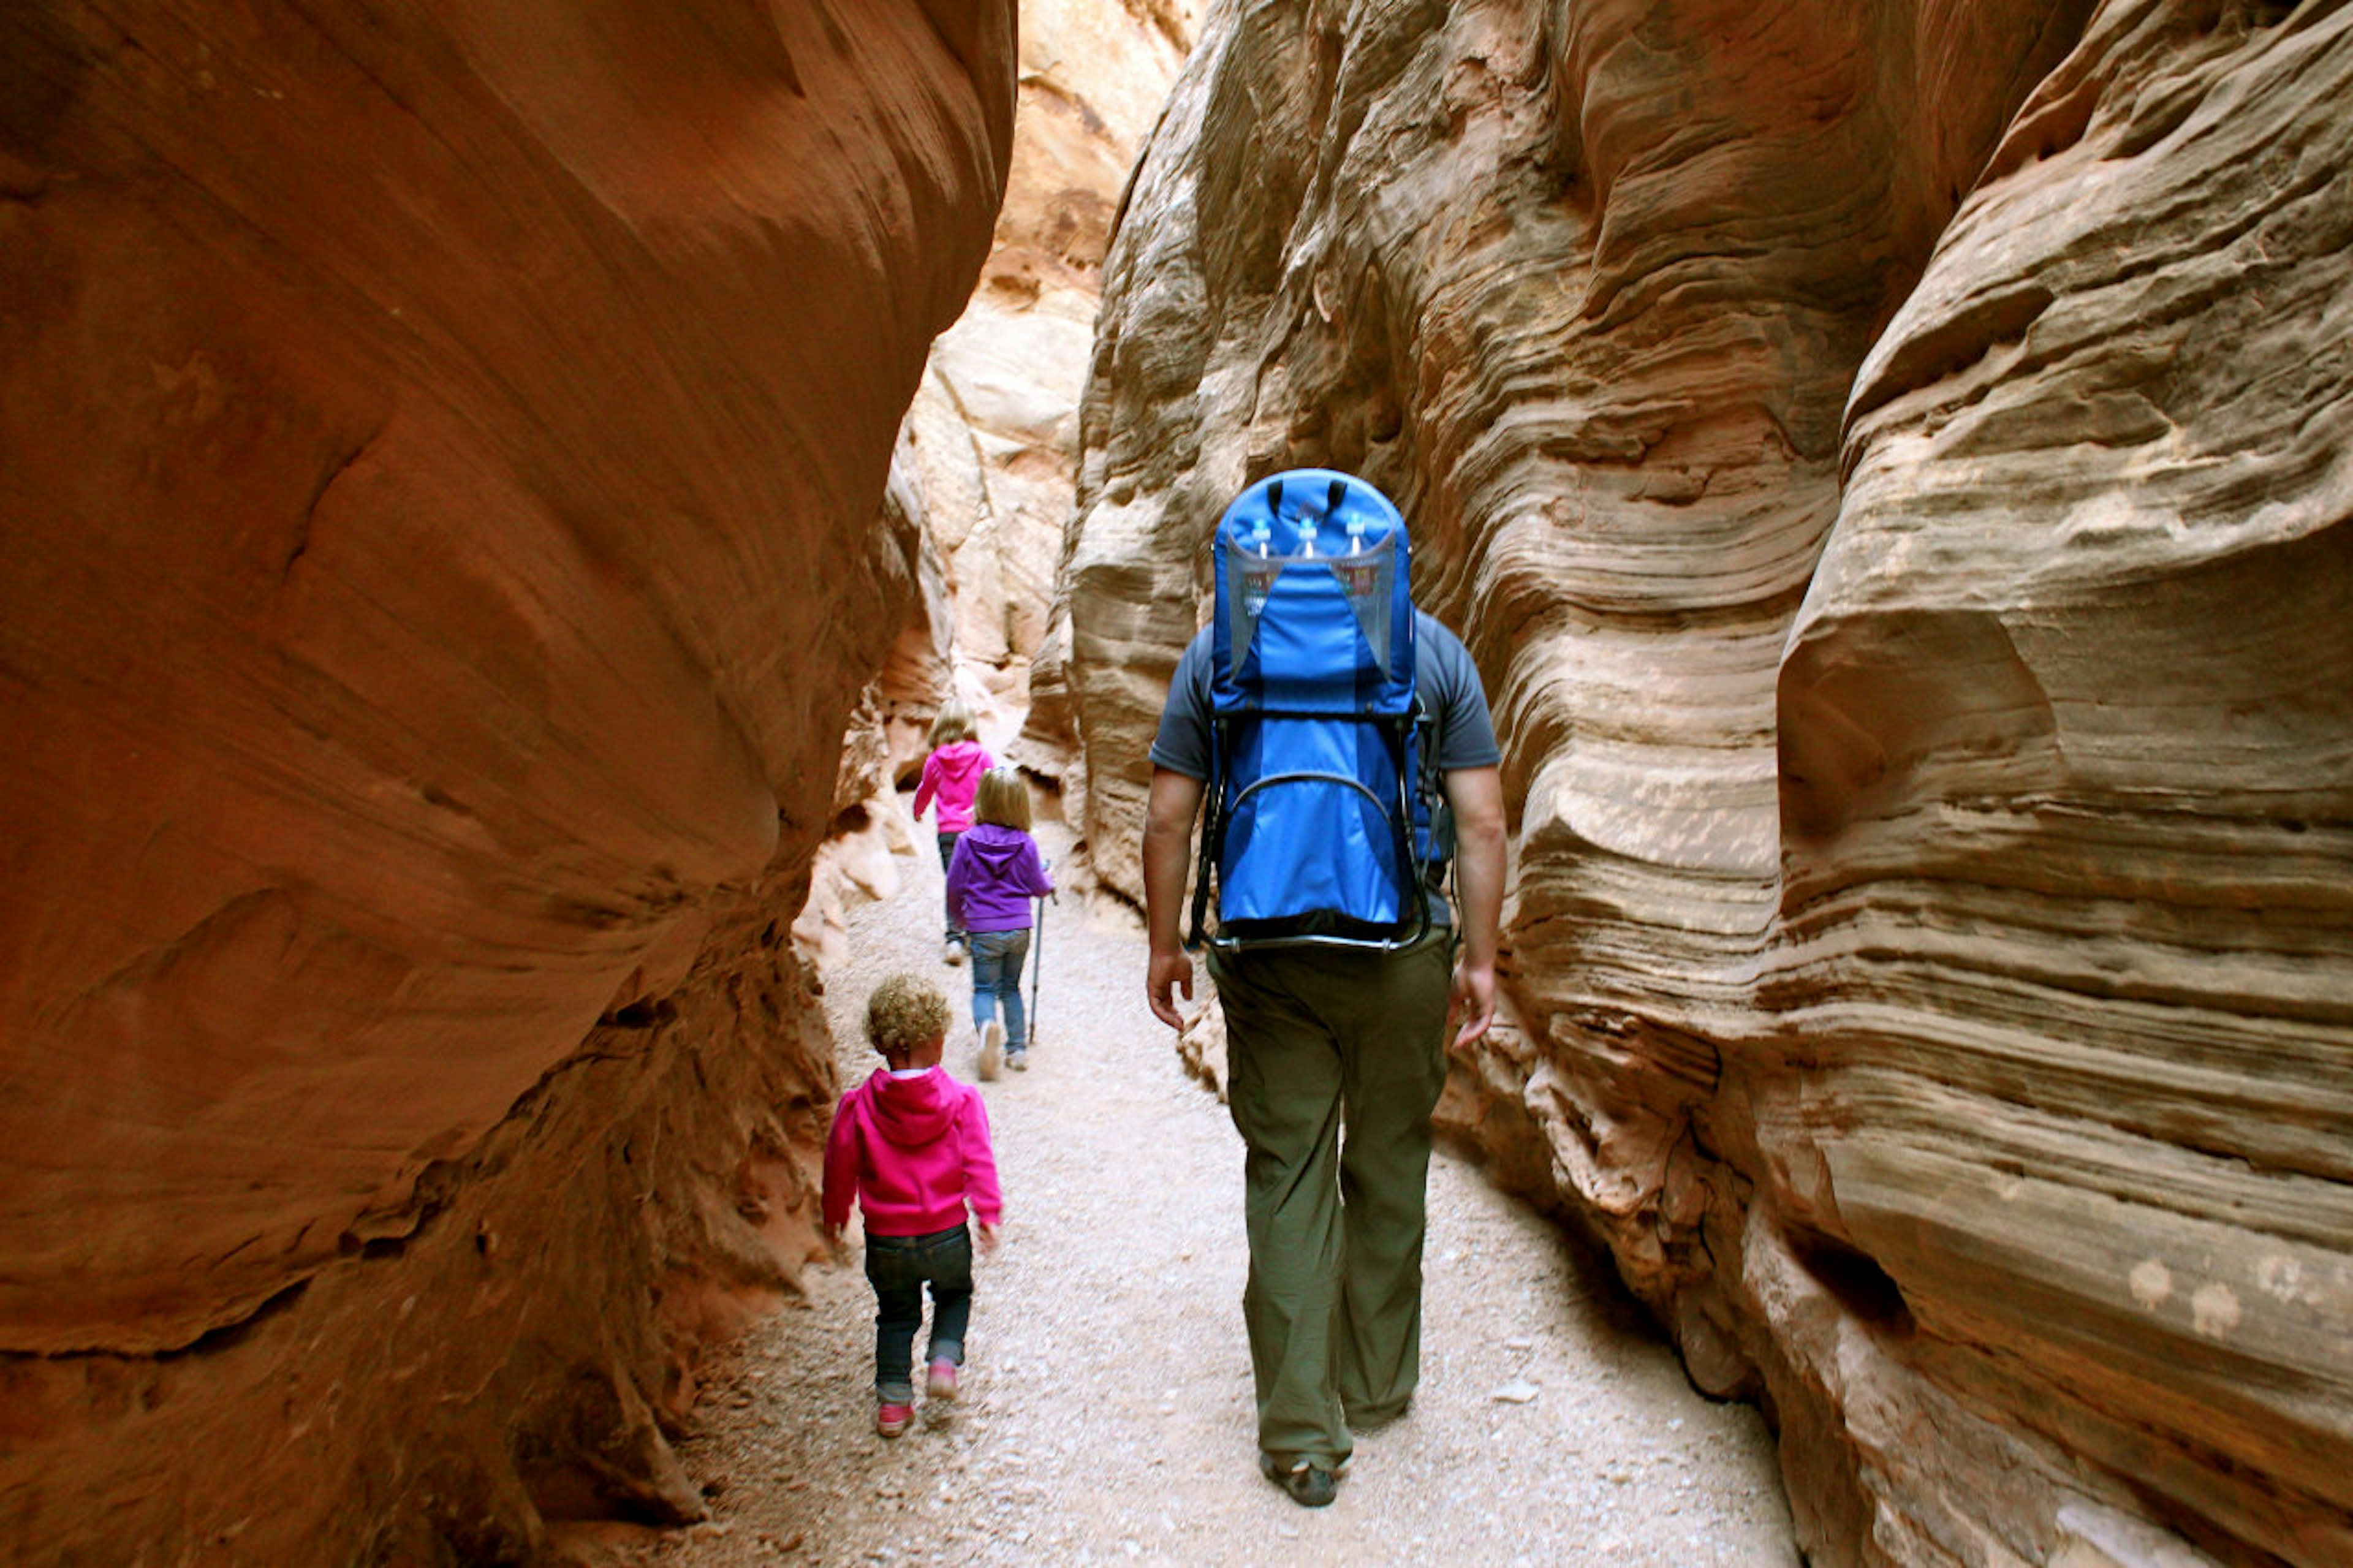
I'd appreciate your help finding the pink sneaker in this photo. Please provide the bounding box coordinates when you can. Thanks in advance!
[876,1399,914,1437]
[925,1358,960,1402]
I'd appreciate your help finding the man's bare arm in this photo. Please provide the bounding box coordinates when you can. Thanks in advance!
[1143,767,1205,1029]
[1442,764,1506,1050]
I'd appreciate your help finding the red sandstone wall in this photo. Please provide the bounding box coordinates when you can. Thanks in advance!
[0,3,1012,1560]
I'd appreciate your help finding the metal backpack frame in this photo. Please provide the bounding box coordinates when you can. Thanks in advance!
[1187,699,1451,955]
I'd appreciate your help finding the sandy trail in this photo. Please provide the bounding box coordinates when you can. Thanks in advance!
[610,811,1798,1566]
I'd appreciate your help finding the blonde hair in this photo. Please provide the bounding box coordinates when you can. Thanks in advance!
[864,973,950,1059]
[972,768,1031,831]
[926,699,974,749]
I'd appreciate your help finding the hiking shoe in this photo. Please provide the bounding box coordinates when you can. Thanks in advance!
[876,1400,914,1438]
[1259,1453,1338,1508]
[1007,1046,1028,1072]
[925,1358,960,1402]
[942,940,967,966]
[978,1021,1005,1081]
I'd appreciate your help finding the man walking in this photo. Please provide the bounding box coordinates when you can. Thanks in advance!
[1143,598,1506,1509]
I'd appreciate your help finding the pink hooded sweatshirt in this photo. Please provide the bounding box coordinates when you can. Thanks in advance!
[913,739,994,833]
[822,1067,1003,1237]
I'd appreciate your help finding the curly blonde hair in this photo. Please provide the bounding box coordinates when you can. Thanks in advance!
[864,972,950,1059]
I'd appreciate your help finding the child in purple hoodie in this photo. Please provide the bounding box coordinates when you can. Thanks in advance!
[822,974,1004,1437]
[944,769,1056,1075]
[912,700,995,966]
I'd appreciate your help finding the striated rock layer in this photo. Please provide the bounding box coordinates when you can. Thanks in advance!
[896,0,1196,791]
[0,2,1012,1560]
[1067,1,2352,1563]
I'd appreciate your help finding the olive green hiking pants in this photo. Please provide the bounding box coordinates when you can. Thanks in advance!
[1207,928,1453,1471]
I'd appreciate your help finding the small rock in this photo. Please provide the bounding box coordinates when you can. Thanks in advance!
[1489,1379,1541,1404]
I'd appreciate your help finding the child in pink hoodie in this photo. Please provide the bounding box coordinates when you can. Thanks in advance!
[822,973,1004,1437]
[912,700,995,966]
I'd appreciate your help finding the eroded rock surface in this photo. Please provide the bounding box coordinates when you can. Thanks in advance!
[0,2,1012,1559]
[1067,2,2352,1563]
[895,1,1195,787]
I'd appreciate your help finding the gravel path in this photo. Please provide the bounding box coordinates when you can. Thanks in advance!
[613,809,1798,1566]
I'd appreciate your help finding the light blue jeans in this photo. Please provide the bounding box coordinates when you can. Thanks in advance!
[966,928,1031,1048]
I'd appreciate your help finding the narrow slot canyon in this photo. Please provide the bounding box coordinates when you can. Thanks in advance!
[3,4,2349,1567]
[596,813,1795,1565]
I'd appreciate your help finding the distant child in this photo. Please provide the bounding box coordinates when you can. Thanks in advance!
[822,974,1003,1437]
[912,700,995,966]
[944,769,1055,1075]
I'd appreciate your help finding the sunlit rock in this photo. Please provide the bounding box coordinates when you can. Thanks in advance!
[896,0,1196,771]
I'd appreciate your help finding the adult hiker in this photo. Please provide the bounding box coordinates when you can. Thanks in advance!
[1141,468,1506,1509]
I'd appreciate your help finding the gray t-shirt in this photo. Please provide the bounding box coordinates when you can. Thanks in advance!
[1150,608,1501,778]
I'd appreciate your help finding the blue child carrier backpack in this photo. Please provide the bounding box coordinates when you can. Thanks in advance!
[1188,468,1450,952]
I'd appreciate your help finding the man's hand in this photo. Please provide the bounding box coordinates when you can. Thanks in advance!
[1441,764,1506,1053]
[1447,957,1495,1051]
[1147,947,1195,1031]
[976,1221,1001,1256]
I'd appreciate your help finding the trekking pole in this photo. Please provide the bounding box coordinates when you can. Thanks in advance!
[1028,892,1045,1047]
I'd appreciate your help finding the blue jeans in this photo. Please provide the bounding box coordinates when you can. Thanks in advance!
[966,928,1031,1047]
[936,831,964,944]
[865,1224,974,1401]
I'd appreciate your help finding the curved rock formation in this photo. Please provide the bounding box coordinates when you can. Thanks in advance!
[1067,1,2352,1563]
[0,2,1012,1560]
[896,0,1196,797]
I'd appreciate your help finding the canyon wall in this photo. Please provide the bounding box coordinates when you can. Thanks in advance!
[1067,1,2352,1564]
[0,3,1012,1562]
[892,0,1196,795]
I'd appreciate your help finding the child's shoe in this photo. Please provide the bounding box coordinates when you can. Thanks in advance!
[977,1021,1005,1081]
[876,1399,914,1438]
[925,1357,960,1402]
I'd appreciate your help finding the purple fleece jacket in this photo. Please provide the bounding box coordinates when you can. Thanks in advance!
[944,824,1054,932]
